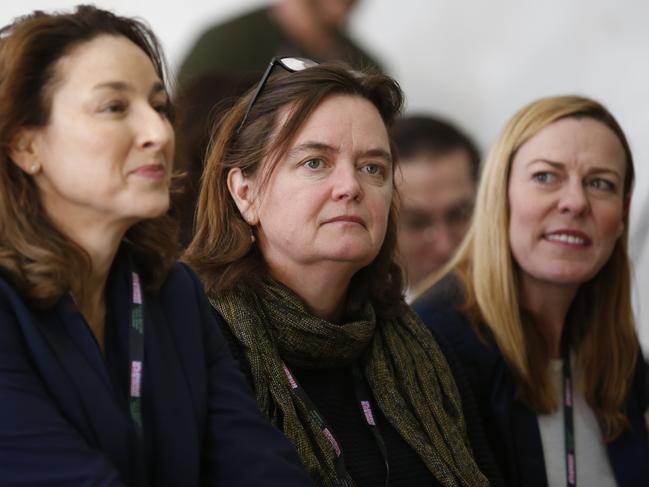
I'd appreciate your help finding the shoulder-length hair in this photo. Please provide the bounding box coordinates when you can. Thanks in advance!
[0,5,178,306]
[185,62,404,317]
[426,95,636,440]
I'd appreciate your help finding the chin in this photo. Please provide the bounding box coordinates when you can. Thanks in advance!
[326,246,378,267]
[540,269,599,287]
[131,196,170,220]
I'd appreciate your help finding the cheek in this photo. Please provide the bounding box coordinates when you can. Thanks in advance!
[507,193,537,261]
[375,185,393,217]
[508,200,529,241]
[49,136,127,189]
[258,188,311,237]
[508,186,548,236]
[596,204,625,241]
[370,191,392,239]
[398,232,418,251]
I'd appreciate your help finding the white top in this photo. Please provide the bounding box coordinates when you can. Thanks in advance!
[404,287,415,304]
[537,358,616,487]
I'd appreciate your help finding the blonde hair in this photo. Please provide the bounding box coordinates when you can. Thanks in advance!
[419,95,637,440]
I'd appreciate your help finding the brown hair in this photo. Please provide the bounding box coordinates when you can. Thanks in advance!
[0,5,178,306]
[391,114,481,182]
[419,95,637,440]
[185,62,404,316]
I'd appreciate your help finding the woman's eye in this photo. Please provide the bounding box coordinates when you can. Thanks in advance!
[152,99,171,116]
[532,171,556,184]
[101,101,126,114]
[363,163,384,176]
[303,159,323,170]
[588,178,615,191]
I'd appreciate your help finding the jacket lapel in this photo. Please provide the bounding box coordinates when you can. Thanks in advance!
[141,299,200,486]
[33,300,135,480]
[605,354,649,486]
[489,358,549,487]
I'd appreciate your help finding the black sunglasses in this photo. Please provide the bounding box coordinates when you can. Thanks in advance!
[236,56,319,135]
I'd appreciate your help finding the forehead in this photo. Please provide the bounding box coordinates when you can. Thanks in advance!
[397,150,475,209]
[286,94,390,149]
[513,117,626,172]
[50,34,159,94]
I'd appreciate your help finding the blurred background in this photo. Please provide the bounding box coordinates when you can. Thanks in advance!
[3,0,648,349]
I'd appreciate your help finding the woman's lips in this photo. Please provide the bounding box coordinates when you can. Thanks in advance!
[544,229,592,246]
[131,164,166,181]
[323,215,366,227]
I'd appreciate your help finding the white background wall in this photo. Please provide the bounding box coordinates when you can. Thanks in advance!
[3,0,649,349]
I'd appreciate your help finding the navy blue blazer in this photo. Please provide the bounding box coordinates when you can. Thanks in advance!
[413,279,649,487]
[0,250,313,486]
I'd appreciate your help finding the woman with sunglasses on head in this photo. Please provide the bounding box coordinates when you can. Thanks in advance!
[185,58,499,487]
[413,96,649,487]
[0,6,315,486]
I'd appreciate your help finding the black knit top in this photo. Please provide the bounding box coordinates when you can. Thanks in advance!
[289,363,440,486]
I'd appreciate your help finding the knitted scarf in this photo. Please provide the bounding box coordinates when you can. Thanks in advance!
[212,280,488,487]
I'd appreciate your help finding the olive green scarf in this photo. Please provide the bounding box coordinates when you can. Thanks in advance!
[211,280,487,487]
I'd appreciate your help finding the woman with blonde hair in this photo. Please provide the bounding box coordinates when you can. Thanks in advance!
[414,95,649,486]
[186,58,499,486]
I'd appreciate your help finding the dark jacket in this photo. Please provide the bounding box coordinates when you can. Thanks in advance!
[0,251,313,486]
[413,277,649,487]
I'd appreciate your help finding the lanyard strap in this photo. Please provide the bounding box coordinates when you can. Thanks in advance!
[282,362,389,487]
[128,271,145,436]
[562,344,576,487]
[352,365,390,487]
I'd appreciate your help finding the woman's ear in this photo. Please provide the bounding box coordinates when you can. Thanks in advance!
[227,167,259,225]
[9,128,41,175]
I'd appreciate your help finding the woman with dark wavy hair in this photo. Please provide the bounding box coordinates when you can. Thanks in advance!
[0,6,313,486]
[186,59,496,487]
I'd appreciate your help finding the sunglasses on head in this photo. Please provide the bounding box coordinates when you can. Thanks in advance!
[236,56,319,135]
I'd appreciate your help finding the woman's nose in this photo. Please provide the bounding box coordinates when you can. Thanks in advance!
[135,105,173,151]
[558,180,590,216]
[331,163,363,201]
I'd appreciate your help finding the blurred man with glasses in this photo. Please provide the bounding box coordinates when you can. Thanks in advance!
[392,115,480,301]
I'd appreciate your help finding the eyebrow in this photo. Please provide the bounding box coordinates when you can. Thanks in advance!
[92,80,166,96]
[528,158,622,178]
[286,141,393,164]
